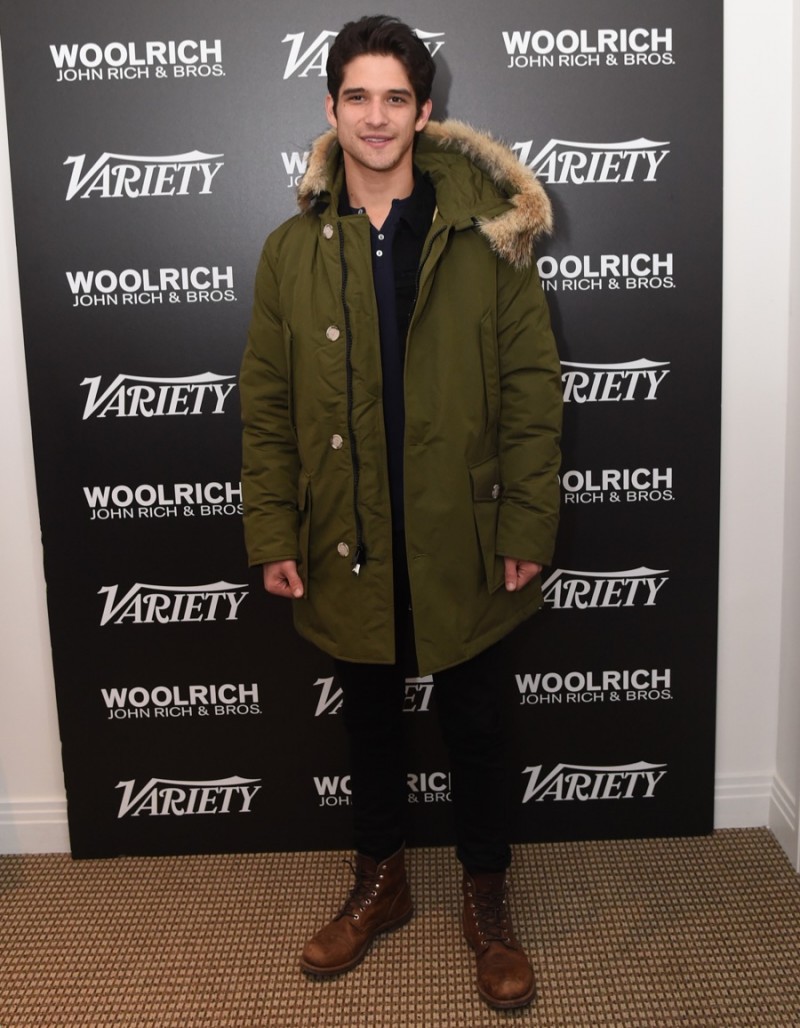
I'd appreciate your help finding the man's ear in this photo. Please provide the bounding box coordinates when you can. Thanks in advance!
[415,97,432,133]
[325,93,337,129]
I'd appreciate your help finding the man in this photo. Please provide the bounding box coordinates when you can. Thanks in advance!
[240,15,561,1010]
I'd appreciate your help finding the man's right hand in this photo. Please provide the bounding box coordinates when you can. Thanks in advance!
[263,560,304,599]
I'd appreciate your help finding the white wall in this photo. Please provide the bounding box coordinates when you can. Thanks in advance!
[714,0,796,858]
[1,2,798,864]
[0,46,70,853]
[771,0,800,866]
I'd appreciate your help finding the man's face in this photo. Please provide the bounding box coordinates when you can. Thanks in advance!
[325,53,432,178]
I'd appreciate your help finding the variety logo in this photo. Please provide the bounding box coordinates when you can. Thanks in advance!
[98,580,248,626]
[513,138,670,184]
[80,372,236,419]
[538,252,674,293]
[314,770,451,807]
[516,669,672,706]
[67,266,236,307]
[522,761,667,802]
[103,682,260,720]
[50,39,224,82]
[64,151,224,200]
[542,567,669,610]
[503,28,673,69]
[282,28,444,78]
[84,481,243,521]
[561,467,674,505]
[313,675,434,716]
[561,359,670,404]
[116,775,261,817]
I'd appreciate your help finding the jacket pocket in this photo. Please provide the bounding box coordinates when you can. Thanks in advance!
[470,455,504,594]
[297,472,311,597]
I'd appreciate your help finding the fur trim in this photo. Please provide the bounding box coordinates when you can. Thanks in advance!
[297,128,337,215]
[297,119,552,268]
[423,120,552,267]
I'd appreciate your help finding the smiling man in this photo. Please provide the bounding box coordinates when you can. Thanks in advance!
[240,15,562,1009]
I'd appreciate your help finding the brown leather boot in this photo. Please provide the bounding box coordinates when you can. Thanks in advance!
[462,869,536,1009]
[300,845,413,976]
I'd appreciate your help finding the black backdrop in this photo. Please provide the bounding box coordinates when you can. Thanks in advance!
[0,0,721,857]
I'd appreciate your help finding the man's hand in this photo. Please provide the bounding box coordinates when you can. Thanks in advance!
[504,557,542,592]
[263,560,304,599]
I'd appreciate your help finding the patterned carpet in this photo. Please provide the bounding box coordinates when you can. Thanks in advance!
[2,828,799,1027]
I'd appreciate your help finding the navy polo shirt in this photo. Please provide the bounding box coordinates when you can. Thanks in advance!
[340,170,436,530]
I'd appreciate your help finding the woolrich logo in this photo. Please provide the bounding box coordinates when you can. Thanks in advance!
[98,581,247,626]
[516,669,672,706]
[64,151,224,199]
[84,481,242,521]
[542,567,669,610]
[103,682,260,720]
[513,138,670,184]
[282,150,309,189]
[561,359,670,404]
[313,675,434,716]
[116,775,261,817]
[67,266,236,307]
[502,28,674,69]
[561,467,674,505]
[538,253,674,293]
[522,761,667,802]
[314,770,451,807]
[282,28,444,78]
[80,372,236,419]
[50,40,224,82]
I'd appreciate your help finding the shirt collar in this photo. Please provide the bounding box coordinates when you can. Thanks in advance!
[338,166,435,235]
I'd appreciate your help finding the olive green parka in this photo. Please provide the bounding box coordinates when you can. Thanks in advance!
[240,119,562,675]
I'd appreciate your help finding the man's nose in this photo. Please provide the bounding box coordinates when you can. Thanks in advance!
[364,98,388,126]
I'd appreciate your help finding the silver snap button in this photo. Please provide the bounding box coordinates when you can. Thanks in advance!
[322,223,334,239]
[330,434,344,450]
[491,483,501,500]
[375,249,383,257]
[337,542,350,557]
[326,325,340,341]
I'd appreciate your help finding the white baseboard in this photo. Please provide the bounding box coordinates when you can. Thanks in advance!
[713,772,773,828]
[768,772,799,869]
[0,799,70,854]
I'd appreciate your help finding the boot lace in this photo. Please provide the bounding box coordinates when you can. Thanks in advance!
[336,859,383,922]
[470,884,513,945]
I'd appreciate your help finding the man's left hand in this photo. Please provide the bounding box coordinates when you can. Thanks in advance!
[504,557,542,592]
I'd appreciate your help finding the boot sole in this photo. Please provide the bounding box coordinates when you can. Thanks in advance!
[300,905,414,977]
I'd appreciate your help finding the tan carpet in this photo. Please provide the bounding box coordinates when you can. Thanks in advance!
[2,828,799,1027]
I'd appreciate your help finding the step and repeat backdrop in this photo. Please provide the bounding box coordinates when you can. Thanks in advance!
[0,0,721,858]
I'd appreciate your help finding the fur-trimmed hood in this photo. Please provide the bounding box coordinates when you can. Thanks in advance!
[296,119,553,269]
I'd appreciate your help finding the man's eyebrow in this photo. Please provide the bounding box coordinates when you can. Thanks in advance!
[340,86,414,97]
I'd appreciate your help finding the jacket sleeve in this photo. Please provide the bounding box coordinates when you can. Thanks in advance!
[240,238,301,567]
[494,254,562,566]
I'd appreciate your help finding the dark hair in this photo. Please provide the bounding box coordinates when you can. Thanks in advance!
[326,15,436,113]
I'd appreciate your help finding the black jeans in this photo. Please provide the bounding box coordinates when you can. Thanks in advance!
[333,536,513,874]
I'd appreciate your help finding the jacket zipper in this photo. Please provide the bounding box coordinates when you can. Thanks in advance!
[337,222,365,575]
